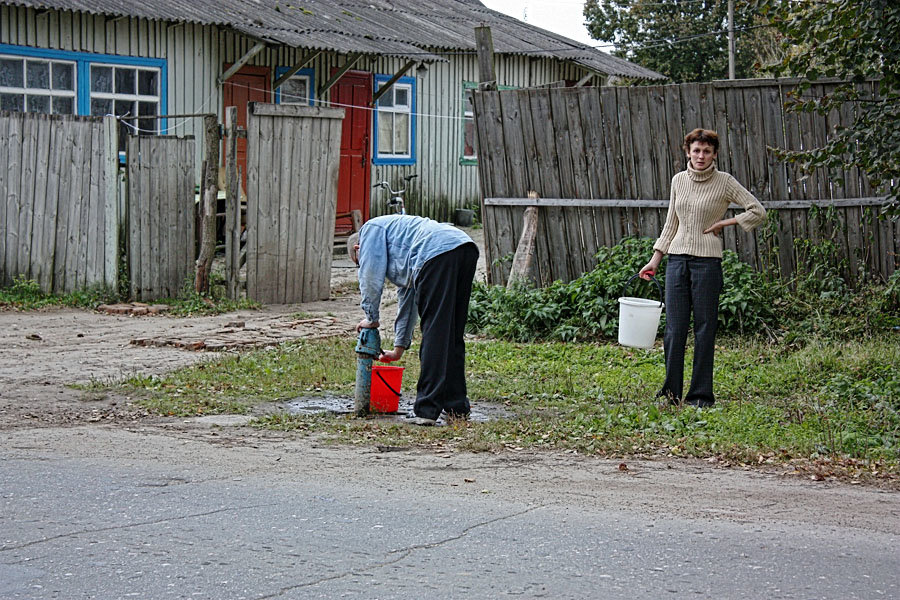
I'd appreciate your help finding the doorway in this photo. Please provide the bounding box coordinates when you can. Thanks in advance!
[223,65,271,186]
[332,71,372,234]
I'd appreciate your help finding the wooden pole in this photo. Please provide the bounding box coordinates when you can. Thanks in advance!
[224,106,240,299]
[102,115,119,292]
[195,115,219,294]
[475,26,497,91]
[728,0,735,80]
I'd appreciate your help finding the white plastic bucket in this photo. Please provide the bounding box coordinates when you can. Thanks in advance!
[617,296,664,349]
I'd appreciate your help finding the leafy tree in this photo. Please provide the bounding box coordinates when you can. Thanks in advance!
[583,0,764,83]
[754,0,899,206]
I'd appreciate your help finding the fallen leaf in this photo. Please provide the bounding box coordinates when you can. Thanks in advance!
[464,478,475,483]
[618,463,629,472]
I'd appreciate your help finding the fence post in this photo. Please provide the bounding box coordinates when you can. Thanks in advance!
[224,107,240,299]
[102,116,119,292]
[195,115,219,294]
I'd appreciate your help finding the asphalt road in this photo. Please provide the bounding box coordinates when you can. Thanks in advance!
[2,426,898,600]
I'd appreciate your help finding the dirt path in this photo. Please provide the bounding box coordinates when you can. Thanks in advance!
[0,225,487,428]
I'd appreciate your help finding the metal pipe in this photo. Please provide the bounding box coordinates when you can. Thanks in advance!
[354,328,381,416]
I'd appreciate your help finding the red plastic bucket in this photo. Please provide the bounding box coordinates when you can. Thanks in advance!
[370,365,404,413]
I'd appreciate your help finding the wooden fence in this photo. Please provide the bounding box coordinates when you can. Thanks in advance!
[126,135,196,301]
[243,103,344,304]
[472,80,897,286]
[0,111,118,293]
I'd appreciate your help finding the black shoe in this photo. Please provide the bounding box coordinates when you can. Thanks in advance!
[443,409,470,421]
[684,398,715,408]
[656,390,680,406]
[405,411,437,426]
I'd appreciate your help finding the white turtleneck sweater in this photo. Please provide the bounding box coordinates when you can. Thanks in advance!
[653,162,766,259]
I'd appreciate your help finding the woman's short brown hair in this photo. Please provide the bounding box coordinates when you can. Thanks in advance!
[683,128,719,153]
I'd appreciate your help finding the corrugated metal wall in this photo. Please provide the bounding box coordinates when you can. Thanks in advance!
[2,5,596,222]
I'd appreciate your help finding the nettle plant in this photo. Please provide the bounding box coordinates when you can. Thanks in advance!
[468,237,775,342]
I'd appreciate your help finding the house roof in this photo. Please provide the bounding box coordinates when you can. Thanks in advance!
[7,0,665,80]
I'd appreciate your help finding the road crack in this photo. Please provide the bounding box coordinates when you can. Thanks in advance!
[0,504,276,552]
[255,504,548,599]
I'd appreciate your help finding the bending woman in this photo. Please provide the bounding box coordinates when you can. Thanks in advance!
[639,128,766,407]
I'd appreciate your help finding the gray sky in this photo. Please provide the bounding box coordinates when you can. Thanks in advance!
[479,0,599,46]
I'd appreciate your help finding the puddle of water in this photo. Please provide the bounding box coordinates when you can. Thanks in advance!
[283,393,509,424]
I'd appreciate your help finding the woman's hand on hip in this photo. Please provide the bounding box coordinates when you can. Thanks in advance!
[703,217,737,235]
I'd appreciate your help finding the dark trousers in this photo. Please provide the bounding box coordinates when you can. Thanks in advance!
[413,242,479,420]
[661,255,723,405]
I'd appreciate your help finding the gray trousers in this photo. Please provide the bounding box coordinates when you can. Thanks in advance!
[661,255,723,405]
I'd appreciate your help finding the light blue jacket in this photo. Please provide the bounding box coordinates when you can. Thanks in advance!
[358,215,474,348]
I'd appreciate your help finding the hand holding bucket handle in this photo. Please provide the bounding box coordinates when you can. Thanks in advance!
[622,272,663,307]
[618,273,665,349]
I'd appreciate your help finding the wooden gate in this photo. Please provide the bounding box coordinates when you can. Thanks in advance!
[243,103,344,304]
[0,111,118,294]
[126,135,196,301]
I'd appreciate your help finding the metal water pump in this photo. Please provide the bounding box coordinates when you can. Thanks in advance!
[354,327,381,416]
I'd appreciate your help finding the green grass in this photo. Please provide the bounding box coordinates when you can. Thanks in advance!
[0,276,119,310]
[109,333,900,479]
[0,275,260,316]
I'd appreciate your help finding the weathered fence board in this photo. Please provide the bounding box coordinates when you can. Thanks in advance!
[244,103,344,305]
[485,197,895,286]
[0,111,117,293]
[126,135,196,301]
[473,81,895,287]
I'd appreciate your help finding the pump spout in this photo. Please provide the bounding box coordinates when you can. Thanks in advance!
[354,327,381,416]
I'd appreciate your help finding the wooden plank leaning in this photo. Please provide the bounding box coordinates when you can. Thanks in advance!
[507,205,539,289]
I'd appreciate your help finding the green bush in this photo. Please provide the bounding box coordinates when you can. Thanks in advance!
[468,235,897,343]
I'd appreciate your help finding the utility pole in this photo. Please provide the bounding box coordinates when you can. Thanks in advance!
[728,0,735,80]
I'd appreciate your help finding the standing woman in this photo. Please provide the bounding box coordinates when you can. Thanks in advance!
[639,129,766,407]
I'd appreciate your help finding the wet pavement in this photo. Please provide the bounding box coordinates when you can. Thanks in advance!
[283,394,509,424]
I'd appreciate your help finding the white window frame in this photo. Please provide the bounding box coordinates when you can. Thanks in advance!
[373,74,415,165]
[276,69,315,106]
[89,63,161,133]
[0,54,77,114]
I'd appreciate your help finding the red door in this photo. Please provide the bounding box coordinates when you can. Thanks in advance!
[332,71,372,234]
[223,65,271,187]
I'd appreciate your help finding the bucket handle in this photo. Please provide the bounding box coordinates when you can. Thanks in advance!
[374,368,402,397]
[622,273,663,307]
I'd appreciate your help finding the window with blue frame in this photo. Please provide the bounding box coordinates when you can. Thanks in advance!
[0,44,166,152]
[373,74,415,165]
[275,67,315,106]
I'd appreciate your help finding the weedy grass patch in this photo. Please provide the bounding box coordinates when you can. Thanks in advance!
[113,332,900,480]
[0,274,260,316]
[0,275,119,310]
[118,336,358,416]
